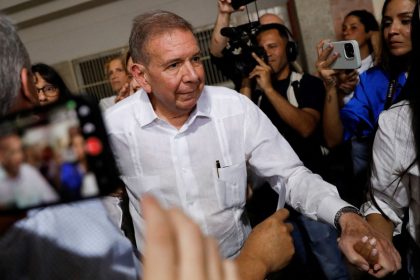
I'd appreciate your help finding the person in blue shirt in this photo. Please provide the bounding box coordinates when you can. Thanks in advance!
[316,0,415,207]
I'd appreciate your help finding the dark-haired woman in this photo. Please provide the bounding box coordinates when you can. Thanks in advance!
[361,2,420,279]
[32,63,71,106]
[341,9,379,104]
[317,0,415,207]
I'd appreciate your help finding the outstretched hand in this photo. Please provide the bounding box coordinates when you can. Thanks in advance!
[338,213,401,278]
[236,208,294,279]
[142,195,239,280]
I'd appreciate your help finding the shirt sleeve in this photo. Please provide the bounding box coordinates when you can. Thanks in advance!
[361,104,413,235]
[241,95,351,225]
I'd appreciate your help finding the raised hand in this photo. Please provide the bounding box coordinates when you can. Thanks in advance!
[142,195,239,280]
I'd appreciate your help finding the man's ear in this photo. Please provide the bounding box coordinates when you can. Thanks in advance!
[131,63,151,93]
[20,68,39,106]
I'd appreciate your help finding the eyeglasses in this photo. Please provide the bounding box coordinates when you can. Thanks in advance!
[36,85,58,97]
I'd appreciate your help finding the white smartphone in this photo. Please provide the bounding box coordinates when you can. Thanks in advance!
[323,40,361,70]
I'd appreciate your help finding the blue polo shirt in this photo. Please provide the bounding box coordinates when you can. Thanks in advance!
[340,66,407,141]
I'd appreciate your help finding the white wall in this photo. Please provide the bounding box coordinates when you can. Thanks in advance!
[19,0,219,65]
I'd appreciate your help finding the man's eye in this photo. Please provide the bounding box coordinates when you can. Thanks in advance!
[168,62,179,69]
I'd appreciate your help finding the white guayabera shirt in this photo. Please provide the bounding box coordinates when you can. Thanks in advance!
[106,86,351,258]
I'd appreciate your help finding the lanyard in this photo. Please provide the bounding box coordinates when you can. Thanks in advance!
[384,79,396,110]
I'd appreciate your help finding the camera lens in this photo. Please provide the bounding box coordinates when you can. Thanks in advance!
[344,43,355,58]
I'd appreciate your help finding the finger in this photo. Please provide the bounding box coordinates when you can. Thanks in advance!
[316,39,330,57]
[324,51,339,67]
[142,195,177,280]
[285,222,294,233]
[222,260,239,280]
[206,238,224,280]
[270,208,290,222]
[338,239,370,272]
[317,40,333,61]
[251,52,268,66]
[169,209,207,280]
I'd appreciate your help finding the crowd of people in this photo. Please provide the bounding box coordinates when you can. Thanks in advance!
[0,0,419,279]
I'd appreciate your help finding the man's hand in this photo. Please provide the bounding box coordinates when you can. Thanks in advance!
[249,52,275,93]
[236,208,294,279]
[142,195,239,280]
[115,82,131,103]
[338,213,401,278]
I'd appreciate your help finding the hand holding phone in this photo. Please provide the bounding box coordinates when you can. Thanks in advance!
[0,96,120,214]
[323,40,361,70]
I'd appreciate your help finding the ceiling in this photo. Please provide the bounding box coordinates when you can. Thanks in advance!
[0,0,119,29]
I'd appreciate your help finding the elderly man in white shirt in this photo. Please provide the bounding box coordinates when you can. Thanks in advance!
[105,10,401,278]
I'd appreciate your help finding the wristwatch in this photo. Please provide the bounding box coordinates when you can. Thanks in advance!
[334,206,362,236]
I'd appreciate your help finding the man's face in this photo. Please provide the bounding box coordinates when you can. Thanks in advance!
[257,29,289,79]
[0,135,24,178]
[135,29,205,118]
[107,59,130,93]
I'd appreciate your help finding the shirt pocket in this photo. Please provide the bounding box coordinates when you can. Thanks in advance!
[216,161,247,208]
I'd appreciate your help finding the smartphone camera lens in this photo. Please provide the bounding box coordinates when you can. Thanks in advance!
[344,43,355,59]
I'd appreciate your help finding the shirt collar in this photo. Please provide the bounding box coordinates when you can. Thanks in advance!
[134,87,212,128]
[134,90,159,127]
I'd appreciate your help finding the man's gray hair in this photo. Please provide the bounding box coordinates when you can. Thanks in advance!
[0,14,31,116]
[129,10,194,65]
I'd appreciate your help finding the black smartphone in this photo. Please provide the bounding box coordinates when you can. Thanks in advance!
[0,95,121,214]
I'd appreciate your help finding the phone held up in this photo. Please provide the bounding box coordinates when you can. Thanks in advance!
[323,40,361,70]
[0,95,121,214]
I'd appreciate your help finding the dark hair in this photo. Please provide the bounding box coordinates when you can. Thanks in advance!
[345,10,379,55]
[379,0,415,76]
[256,23,292,40]
[129,10,194,65]
[406,2,420,158]
[345,10,379,33]
[369,2,419,219]
[31,63,71,99]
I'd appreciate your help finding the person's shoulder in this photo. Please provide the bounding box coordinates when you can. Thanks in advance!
[104,91,141,128]
[202,85,251,116]
[299,72,325,94]
[360,66,386,80]
[202,85,244,103]
[381,100,411,123]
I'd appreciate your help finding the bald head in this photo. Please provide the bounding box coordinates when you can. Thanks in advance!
[260,13,284,25]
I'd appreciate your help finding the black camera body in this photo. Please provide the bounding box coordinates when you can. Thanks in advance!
[221,21,268,77]
[231,0,256,10]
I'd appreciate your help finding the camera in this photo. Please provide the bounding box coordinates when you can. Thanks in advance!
[231,0,256,10]
[344,43,355,59]
[221,21,268,77]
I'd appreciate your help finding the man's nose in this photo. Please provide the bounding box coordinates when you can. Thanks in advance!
[181,61,199,82]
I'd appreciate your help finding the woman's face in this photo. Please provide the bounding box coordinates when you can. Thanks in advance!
[342,15,370,48]
[383,0,415,57]
[34,72,60,105]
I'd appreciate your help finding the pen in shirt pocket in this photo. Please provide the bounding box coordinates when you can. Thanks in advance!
[216,160,221,178]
